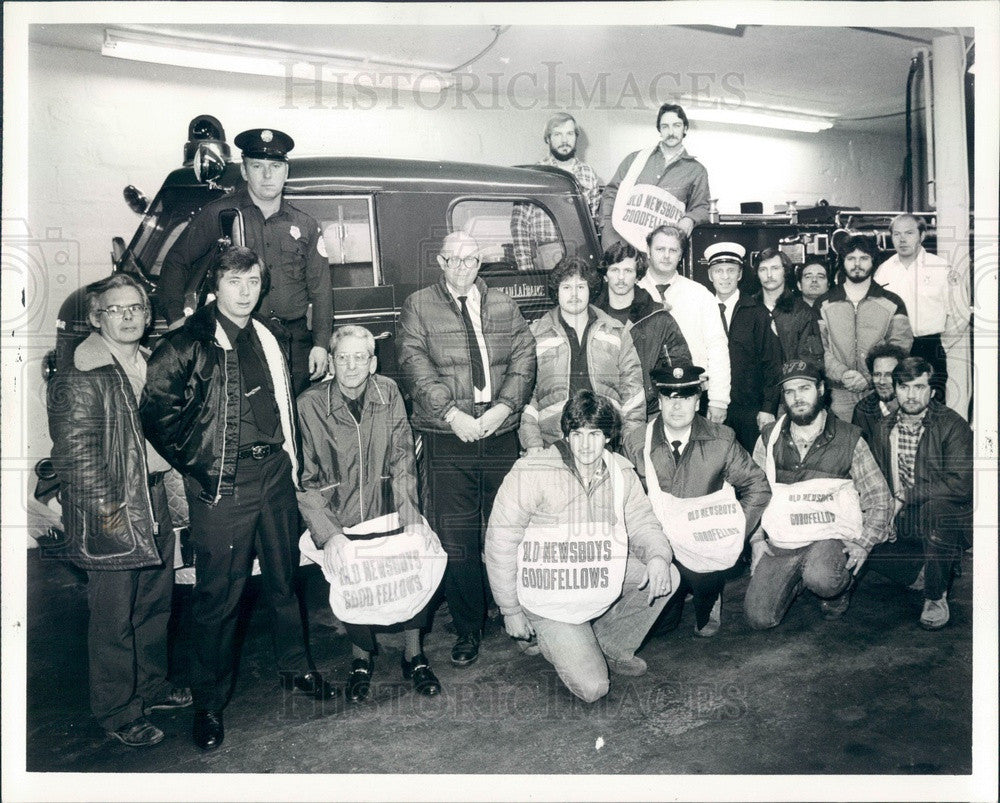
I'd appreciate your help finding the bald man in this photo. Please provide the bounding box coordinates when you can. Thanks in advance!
[398,232,536,666]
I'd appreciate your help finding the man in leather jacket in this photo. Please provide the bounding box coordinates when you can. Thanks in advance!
[143,246,335,752]
[48,273,190,748]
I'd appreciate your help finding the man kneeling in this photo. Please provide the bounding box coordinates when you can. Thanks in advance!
[486,390,677,702]
[744,361,892,628]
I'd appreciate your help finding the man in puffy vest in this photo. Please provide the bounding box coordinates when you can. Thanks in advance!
[744,361,892,628]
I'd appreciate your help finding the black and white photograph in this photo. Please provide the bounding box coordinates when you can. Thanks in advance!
[2,2,997,800]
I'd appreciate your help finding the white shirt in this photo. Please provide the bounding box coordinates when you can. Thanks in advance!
[717,290,740,330]
[446,282,493,403]
[660,419,692,455]
[639,272,731,407]
[874,248,964,337]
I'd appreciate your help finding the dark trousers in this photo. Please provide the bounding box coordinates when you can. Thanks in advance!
[864,499,970,601]
[654,559,727,632]
[420,429,519,637]
[725,405,761,455]
[343,604,430,654]
[281,316,313,398]
[86,478,175,731]
[911,333,948,403]
[185,450,309,710]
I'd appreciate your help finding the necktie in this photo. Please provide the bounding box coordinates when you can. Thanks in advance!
[655,283,671,302]
[718,302,729,336]
[458,296,487,392]
[235,327,280,437]
[671,440,683,463]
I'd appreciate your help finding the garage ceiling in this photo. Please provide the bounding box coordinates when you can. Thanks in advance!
[30,23,974,132]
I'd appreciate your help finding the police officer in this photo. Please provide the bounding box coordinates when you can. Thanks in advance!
[159,127,332,396]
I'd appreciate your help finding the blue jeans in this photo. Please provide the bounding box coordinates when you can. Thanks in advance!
[524,557,678,703]
[744,539,849,630]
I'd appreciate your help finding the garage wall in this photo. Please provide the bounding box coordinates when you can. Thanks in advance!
[21,40,904,458]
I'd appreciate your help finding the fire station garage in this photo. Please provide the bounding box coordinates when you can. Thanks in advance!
[3,4,997,801]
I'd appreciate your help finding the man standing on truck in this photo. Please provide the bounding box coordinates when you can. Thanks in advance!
[598,103,711,251]
[159,127,332,396]
[398,231,536,667]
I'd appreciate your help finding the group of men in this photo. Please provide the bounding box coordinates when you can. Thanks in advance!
[47,110,973,746]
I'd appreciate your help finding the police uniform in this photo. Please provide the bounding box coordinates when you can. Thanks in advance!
[159,128,333,396]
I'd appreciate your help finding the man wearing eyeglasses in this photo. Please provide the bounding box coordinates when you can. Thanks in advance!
[398,231,536,667]
[48,273,190,749]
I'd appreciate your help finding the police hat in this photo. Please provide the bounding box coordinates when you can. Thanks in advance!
[649,363,705,397]
[780,359,823,385]
[704,241,746,268]
[234,128,294,161]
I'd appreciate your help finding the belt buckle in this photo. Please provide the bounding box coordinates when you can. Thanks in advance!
[251,444,269,460]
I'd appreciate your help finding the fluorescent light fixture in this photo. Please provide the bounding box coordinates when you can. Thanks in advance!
[681,101,835,133]
[101,28,453,95]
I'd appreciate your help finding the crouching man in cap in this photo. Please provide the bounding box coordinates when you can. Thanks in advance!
[744,361,892,628]
[143,246,336,752]
[630,364,771,637]
[160,127,332,396]
[486,390,678,702]
[864,357,973,629]
[48,273,190,747]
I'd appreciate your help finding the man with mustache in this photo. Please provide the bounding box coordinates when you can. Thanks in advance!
[744,361,892,628]
[851,343,907,447]
[510,113,602,272]
[599,103,711,250]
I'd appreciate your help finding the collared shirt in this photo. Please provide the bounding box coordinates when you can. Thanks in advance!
[538,155,603,219]
[558,308,597,397]
[892,408,928,492]
[638,272,731,408]
[216,310,282,447]
[655,416,692,458]
[718,290,740,331]
[107,341,172,475]
[788,410,827,461]
[445,282,493,403]
[874,249,953,336]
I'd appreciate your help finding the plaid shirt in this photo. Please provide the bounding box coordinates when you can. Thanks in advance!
[510,156,602,272]
[893,409,928,494]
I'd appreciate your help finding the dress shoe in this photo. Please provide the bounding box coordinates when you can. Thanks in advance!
[694,597,722,637]
[192,709,224,751]
[606,655,648,677]
[919,593,950,630]
[401,653,442,696]
[451,633,480,667]
[109,716,164,748]
[144,686,193,713]
[281,671,340,701]
[345,658,373,703]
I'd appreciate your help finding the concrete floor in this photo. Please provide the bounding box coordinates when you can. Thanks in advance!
[24,549,972,777]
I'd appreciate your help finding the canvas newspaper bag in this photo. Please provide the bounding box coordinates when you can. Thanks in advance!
[610,147,688,252]
[642,420,746,572]
[300,512,446,626]
[760,416,864,549]
[516,451,629,624]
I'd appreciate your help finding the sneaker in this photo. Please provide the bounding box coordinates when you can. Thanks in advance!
[919,593,949,630]
[820,587,853,621]
[907,566,926,592]
[694,597,722,638]
[144,686,193,713]
[606,655,647,677]
[108,716,164,748]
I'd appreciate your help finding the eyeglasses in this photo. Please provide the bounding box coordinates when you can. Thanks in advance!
[442,255,480,269]
[333,352,372,365]
[98,303,148,318]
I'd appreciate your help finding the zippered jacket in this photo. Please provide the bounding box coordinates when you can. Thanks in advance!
[47,333,161,569]
[141,302,298,503]
[518,305,645,450]
[296,375,424,548]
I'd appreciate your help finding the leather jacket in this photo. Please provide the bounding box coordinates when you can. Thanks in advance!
[47,333,161,570]
[141,303,298,503]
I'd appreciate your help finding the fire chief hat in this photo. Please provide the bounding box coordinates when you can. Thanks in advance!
[234,128,294,161]
[649,363,705,398]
